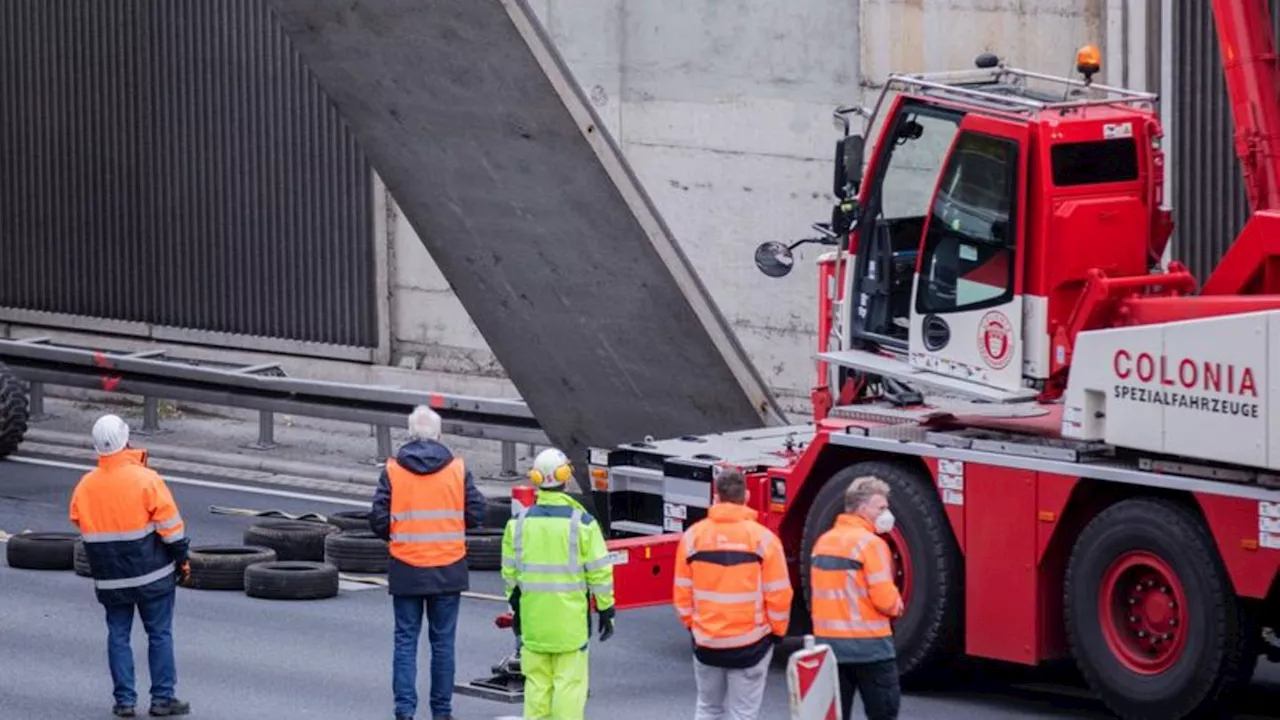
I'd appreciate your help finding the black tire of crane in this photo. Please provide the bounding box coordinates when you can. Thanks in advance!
[73,538,93,578]
[0,362,30,460]
[5,531,78,571]
[1064,497,1258,719]
[465,528,504,571]
[183,545,278,591]
[243,561,340,601]
[326,509,373,533]
[242,520,339,562]
[799,459,964,684]
[323,530,390,574]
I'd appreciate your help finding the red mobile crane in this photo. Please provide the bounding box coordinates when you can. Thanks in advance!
[584,2,1280,719]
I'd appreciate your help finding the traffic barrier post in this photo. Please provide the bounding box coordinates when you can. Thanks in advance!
[787,634,841,720]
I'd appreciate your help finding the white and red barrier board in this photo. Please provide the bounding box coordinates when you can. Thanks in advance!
[787,637,841,720]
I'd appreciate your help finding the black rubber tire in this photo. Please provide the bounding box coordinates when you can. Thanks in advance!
[5,531,78,570]
[184,545,278,591]
[326,510,372,533]
[73,538,93,578]
[323,530,389,573]
[465,528,504,571]
[0,362,29,459]
[1065,497,1255,720]
[243,520,339,562]
[799,459,963,682]
[244,561,340,601]
[483,496,513,529]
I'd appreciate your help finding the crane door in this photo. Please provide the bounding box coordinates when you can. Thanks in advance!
[908,114,1030,394]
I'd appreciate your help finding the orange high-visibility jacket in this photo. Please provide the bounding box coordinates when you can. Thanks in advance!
[387,457,467,567]
[673,502,794,650]
[810,514,902,646]
[69,449,189,605]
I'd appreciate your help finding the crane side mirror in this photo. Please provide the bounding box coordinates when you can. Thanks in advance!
[833,134,865,200]
[754,241,796,278]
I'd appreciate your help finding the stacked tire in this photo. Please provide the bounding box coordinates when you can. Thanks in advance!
[184,546,277,590]
[324,530,389,573]
[236,520,340,600]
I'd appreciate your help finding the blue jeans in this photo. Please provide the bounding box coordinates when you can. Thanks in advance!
[104,592,177,707]
[393,593,460,718]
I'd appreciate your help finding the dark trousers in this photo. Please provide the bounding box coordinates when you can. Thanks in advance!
[393,593,461,718]
[838,659,900,720]
[104,592,177,707]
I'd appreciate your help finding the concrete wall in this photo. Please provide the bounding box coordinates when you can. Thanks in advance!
[370,0,1105,414]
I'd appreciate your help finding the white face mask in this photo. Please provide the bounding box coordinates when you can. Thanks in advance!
[874,509,895,535]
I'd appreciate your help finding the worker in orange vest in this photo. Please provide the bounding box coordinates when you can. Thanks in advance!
[370,405,487,720]
[810,475,904,720]
[673,467,793,720]
[69,414,192,718]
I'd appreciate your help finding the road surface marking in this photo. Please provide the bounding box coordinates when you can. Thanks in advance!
[8,456,369,507]
[337,573,504,600]
[338,580,382,592]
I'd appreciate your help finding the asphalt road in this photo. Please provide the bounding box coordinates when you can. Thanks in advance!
[2,457,1278,719]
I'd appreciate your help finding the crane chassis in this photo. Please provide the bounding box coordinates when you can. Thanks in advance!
[590,2,1280,718]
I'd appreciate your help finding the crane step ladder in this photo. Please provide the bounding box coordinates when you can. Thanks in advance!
[787,635,842,719]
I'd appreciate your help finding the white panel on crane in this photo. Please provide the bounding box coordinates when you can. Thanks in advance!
[1064,312,1271,469]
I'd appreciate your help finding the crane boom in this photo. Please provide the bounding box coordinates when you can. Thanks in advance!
[1211,0,1280,215]
[1197,0,1280,295]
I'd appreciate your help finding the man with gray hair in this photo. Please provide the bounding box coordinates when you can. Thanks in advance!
[371,405,486,720]
[809,475,904,719]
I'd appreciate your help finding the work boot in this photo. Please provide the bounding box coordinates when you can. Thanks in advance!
[113,705,136,718]
[148,698,191,716]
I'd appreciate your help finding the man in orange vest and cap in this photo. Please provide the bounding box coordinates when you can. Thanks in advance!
[371,405,487,720]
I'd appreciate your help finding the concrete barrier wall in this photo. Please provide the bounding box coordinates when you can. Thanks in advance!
[386,0,1106,414]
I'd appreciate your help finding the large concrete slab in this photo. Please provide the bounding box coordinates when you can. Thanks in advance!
[261,0,784,456]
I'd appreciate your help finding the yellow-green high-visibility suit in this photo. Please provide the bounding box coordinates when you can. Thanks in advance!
[502,490,615,720]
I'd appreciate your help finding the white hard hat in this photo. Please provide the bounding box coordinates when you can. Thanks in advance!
[529,447,572,489]
[92,414,130,456]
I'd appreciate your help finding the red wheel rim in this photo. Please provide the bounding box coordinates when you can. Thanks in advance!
[885,526,914,609]
[1097,550,1188,675]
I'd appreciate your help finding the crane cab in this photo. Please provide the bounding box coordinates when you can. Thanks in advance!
[758,49,1172,407]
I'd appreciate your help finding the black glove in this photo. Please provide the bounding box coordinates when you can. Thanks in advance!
[598,606,615,642]
[509,588,522,636]
[770,634,784,646]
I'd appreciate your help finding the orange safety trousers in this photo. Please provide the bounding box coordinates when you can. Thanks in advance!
[387,457,467,567]
[810,514,901,639]
[673,503,794,650]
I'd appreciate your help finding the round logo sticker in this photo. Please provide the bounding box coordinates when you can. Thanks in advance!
[977,310,1014,370]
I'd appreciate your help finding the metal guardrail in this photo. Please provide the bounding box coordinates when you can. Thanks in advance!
[0,337,548,473]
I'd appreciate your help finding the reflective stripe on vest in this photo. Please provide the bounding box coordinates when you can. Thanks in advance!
[387,457,466,567]
[682,525,774,649]
[810,533,893,637]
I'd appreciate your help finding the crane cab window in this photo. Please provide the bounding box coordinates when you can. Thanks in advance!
[916,131,1019,314]
[1051,138,1139,186]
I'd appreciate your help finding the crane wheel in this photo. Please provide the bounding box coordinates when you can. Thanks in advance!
[0,362,29,459]
[799,459,963,683]
[1064,497,1257,719]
